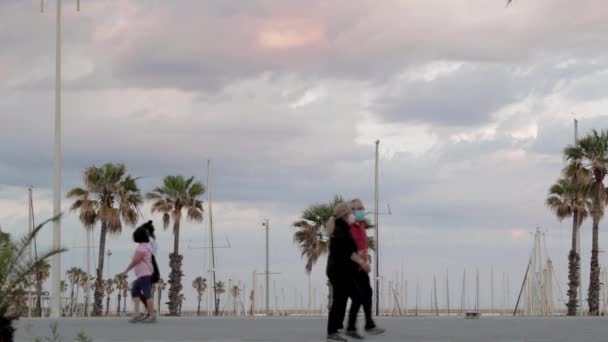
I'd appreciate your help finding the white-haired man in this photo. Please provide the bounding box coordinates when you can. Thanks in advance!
[345,198,385,338]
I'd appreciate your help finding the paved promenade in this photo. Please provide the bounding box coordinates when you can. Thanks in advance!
[14,316,607,342]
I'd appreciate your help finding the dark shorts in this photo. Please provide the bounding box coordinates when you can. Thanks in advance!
[131,276,153,300]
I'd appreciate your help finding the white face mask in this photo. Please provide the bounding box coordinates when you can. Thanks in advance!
[346,213,356,224]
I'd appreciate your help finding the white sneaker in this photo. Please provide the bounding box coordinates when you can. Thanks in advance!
[327,333,348,342]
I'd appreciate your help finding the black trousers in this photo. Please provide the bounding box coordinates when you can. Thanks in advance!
[327,273,357,334]
[347,271,375,330]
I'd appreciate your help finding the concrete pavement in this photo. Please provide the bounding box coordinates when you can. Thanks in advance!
[14,316,608,342]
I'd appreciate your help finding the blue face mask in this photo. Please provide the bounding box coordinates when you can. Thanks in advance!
[354,210,366,222]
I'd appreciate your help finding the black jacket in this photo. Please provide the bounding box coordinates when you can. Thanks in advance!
[326,218,358,277]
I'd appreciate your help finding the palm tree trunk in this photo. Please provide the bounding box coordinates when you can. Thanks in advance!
[74,285,81,317]
[84,291,90,317]
[69,284,75,316]
[197,295,201,316]
[174,220,180,256]
[566,212,580,316]
[588,214,601,315]
[168,220,183,316]
[117,293,121,316]
[123,291,127,315]
[93,223,108,316]
[35,283,43,317]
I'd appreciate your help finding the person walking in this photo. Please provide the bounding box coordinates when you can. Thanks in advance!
[118,227,157,323]
[346,199,385,338]
[137,221,160,313]
[326,202,369,342]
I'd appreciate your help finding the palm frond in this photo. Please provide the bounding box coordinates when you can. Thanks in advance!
[0,217,66,316]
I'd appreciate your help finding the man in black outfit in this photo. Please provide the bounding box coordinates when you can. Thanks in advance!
[326,202,370,342]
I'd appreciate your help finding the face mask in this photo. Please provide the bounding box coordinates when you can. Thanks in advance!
[346,213,356,224]
[354,210,366,222]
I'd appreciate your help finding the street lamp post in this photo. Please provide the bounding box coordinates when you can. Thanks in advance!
[262,219,270,315]
[41,0,80,319]
[374,140,380,316]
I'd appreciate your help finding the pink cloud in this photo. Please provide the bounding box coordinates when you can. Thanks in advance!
[257,26,326,50]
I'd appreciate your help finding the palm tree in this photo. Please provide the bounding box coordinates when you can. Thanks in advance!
[192,277,207,316]
[215,281,226,315]
[157,278,166,315]
[33,259,51,317]
[66,267,80,316]
[78,273,90,317]
[104,279,115,316]
[84,277,96,317]
[114,274,128,316]
[60,280,68,316]
[231,286,240,316]
[67,163,143,316]
[292,196,375,309]
[546,175,591,316]
[178,294,186,316]
[565,129,608,315]
[0,216,65,341]
[146,175,205,316]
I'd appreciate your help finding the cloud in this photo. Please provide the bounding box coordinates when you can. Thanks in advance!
[3,0,608,310]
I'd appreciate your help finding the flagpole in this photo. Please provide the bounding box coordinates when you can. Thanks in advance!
[50,0,63,319]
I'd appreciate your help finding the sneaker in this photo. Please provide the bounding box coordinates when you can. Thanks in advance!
[345,330,365,339]
[128,314,146,323]
[365,327,386,335]
[140,316,157,324]
[327,333,348,342]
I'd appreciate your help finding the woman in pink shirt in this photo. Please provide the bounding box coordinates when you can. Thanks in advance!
[118,227,156,323]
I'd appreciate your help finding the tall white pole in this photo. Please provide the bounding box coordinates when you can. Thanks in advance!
[51,0,63,319]
[574,117,583,316]
[28,187,33,318]
[446,270,450,315]
[208,160,218,316]
[433,275,438,316]
[264,219,270,315]
[491,267,494,314]
[374,140,380,316]
[207,161,212,316]
[85,229,90,316]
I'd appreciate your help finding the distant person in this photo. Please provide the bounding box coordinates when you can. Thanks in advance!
[137,221,160,313]
[118,227,156,323]
[326,202,369,342]
[346,198,385,338]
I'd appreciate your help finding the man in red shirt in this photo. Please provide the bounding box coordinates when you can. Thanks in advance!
[345,198,385,338]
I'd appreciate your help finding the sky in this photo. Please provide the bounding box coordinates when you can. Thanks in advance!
[2,0,608,313]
